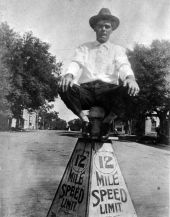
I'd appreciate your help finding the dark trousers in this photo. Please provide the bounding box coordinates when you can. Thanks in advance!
[59,80,131,117]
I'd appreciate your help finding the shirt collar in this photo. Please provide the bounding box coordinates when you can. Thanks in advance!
[94,40,111,49]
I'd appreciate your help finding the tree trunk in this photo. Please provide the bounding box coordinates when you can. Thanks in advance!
[135,115,145,136]
[168,113,170,145]
[8,117,12,129]
[128,119,133,135]
[16,117,20,129]
[36,111,39,130]
[158,111,169,144]
[42,116,45,130]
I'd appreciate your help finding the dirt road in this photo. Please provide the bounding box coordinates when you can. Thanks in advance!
[0,130,169,217]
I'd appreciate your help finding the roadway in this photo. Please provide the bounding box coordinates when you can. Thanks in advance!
[0,130,169,217]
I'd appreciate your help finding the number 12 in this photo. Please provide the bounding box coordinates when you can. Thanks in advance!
[99,156,114,169]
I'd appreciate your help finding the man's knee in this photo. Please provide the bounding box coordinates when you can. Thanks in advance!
[117,85,128,95]
[58,84,80,98]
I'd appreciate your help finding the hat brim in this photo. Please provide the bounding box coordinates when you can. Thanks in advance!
[89,14,120,30]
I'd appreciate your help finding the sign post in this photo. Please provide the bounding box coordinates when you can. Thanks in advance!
[47,139,137,217]
[47,107,137,217]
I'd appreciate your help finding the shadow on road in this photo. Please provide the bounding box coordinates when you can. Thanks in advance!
[119,136,170,151]
[56,130,170,151]
[56,131,81,138]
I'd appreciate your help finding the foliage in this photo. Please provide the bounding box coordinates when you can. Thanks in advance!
[38,103,67,130]
[0,22,16,116]
[68,118,82,131]
[54,118,67,130]
[7,32,61,117]
[127,40,170,135]
[38,104,55,129]
[0,22,62,122]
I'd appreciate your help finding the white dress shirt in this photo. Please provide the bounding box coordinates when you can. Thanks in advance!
[65,41,134,85]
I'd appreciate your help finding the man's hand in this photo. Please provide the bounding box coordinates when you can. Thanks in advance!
[123,76,140,96]
[58,73,74,92]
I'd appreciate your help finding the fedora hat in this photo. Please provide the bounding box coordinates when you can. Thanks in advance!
[89,8,120,30]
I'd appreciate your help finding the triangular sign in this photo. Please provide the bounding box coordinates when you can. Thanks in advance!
[47,138,137,217]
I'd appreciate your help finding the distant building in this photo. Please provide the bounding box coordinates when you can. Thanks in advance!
[22,109,37,129]
[145,115,160,136]
[114,120,125,134]
[11,109,37,130]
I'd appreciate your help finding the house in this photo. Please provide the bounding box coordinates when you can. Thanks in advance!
[11,109,37,130]
[22,109,37,129]
[145,116,160,136]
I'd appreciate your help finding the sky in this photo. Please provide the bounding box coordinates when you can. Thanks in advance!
[0,0,170,121]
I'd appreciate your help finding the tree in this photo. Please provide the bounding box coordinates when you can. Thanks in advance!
[38,104,67,130]
[0,22,16,116]
[68,118,82,131]
[127,40,170,139]
[38,103,55,129]
[55,118,67,130]
[0,23,62,128]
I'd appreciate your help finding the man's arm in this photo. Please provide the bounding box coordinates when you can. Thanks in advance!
[115,46,140,96]
[123,75,140,96]
[58,62,80,92]
[58,45,85,92]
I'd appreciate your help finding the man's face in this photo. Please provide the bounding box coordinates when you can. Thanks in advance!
[94,20,113,43]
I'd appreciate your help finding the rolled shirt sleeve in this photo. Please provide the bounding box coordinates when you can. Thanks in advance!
[72,45,85,66]
[66,61,81,79]
[115,46,135,81]
[63,45,85,80]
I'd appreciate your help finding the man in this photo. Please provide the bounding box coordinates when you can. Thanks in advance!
[58,8,140,139]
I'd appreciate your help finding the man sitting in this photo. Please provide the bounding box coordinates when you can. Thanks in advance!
[58,8,139,139]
